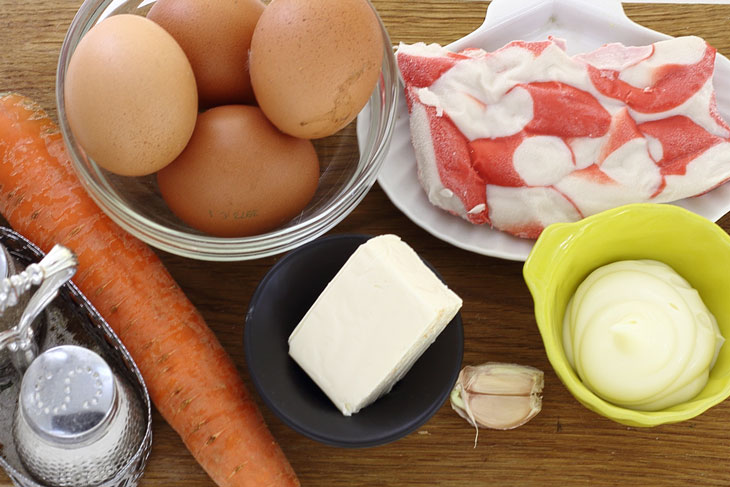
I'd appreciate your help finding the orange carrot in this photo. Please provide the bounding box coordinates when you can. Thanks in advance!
[0,92,299,487]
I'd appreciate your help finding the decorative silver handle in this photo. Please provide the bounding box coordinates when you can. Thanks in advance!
[0,245,78,372]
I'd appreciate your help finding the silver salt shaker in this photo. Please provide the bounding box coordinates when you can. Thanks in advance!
[13,345,146,487]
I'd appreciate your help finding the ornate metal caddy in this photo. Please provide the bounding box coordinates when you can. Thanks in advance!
[0,228,152,487]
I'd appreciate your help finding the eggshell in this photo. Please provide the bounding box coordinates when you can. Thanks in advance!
[64,14,198,177]
[147,0,264,107]
[249,0,384,139]
[157,105,320,237]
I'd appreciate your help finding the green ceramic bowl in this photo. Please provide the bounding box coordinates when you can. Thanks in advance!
[524,203,730,427]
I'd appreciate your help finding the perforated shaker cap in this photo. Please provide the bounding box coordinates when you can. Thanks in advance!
[19,345,117,445]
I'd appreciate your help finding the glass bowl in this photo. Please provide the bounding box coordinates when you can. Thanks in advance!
[524,203,730,427]
[55,0,398,261]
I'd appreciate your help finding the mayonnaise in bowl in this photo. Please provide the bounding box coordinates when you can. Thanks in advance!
[563,260,725,411]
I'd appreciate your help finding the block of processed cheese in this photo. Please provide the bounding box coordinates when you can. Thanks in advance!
[396,36,730,239]
[288,234,463,416]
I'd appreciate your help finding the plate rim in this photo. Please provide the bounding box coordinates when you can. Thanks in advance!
[374,0,730,262]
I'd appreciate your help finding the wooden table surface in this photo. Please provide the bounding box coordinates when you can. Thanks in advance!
[3,1,730,486]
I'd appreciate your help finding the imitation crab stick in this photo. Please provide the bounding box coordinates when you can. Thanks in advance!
[0,92,299,487]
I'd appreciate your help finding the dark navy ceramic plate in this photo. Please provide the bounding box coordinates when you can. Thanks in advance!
[244,234,464,448]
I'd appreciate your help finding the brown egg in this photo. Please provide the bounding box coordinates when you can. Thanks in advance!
[147,0,264,107]
[157,105,320,237]
[64,14,198,176]
[249,0,384,139]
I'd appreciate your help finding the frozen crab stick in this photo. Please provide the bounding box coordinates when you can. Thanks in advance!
[397,36,730,238]
[0,93,298,487]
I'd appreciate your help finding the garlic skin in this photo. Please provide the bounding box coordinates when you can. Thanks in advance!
[450,362,544,437]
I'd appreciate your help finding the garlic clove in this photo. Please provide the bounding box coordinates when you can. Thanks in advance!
[465,391,542,430]
[450,362,544,438]
[461,362,543,397]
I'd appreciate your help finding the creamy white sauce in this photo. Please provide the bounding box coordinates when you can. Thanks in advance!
[563,260,724,411]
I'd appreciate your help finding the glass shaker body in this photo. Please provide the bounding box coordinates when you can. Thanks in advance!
[12,345,145,487]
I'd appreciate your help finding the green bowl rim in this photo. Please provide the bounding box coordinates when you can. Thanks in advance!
[524,203,730,427]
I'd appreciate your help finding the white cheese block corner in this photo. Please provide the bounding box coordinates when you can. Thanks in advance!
[288,234,463,416]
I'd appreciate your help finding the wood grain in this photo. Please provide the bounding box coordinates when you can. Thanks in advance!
[2,1,730,486]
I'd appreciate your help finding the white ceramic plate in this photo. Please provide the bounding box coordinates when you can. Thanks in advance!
[371,0,730,261]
